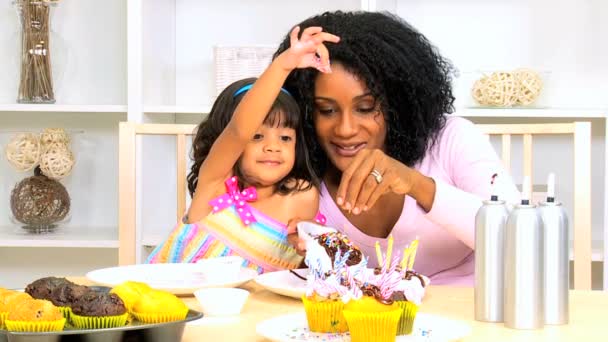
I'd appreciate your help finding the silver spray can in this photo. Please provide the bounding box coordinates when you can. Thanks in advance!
[475,174,509,322]
[538,173,569,325]
[504,176,544,329]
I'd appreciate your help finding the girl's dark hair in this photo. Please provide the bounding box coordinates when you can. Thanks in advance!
[187,77,318,197]
[274,11,455,176]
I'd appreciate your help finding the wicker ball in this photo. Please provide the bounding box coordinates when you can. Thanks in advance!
[40,128,70,151]
[471,75,489,105]
[10,170,70,228]
[5,133,41,172]
[483,71,519,107]
[514,68,543,105]
[39,147,75,180]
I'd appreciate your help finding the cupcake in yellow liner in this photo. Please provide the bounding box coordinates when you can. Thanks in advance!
[131,289,188,323]
[70,292,128,329]
[300,241,365,334]
[110,281,152,312]
[0,290,33,329]
[5,298,65,332]
[391,270,429,335]
[343,296,402,342]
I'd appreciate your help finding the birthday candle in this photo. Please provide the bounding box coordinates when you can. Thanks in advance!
[401,246,410,270]
[386,234,394,268]
[375,241,383,266]
[407,238,419,270]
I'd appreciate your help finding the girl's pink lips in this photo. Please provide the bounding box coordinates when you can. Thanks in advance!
[258,160,282,166]
[330,142,366,157]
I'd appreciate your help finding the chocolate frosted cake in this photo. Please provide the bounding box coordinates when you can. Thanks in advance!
[314,231,362,266]
[49,283,92,307]
[71,292,127,317]
[25,277,74,300]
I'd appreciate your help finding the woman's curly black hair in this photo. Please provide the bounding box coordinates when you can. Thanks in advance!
[274,11,456,177]
[187,77,317,197]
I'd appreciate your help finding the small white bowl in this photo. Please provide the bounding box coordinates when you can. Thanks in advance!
[194,288,249,316]
[196,256,244,283]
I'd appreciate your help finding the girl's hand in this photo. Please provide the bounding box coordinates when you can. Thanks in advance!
[336,149,436,214]
[279,26,340,73]
[286,217,307,256]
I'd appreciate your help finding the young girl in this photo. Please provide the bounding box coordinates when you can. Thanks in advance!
[147,26,339,273]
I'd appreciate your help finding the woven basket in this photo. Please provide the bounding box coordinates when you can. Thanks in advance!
[214,46,276,97]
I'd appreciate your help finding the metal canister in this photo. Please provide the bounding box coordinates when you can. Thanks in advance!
[538,200,569,325]
[504,201,544,329]
[475,196,509,322]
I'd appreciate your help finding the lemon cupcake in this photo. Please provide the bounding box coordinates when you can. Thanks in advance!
[0,291,32,329]
[5,298,65,332]
[391,270,429,335]
[131,289,188,323]
[70,292,128,329]
[110,281,152,312]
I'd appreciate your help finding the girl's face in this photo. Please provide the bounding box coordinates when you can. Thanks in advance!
[239,118,296,187]
[313,63,387,173]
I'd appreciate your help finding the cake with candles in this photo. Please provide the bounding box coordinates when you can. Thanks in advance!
[314,231,362,267]
[371,236,428,336]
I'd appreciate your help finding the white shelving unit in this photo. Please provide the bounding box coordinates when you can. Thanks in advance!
[0,0,606,289]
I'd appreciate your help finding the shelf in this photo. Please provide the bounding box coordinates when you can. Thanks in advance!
[143,105,212,115]
[455,108,606,118]
[0,104,127,113]
[569,240,604,262]
[0,226,118,248]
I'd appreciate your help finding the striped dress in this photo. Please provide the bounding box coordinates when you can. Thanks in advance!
[146,177,325,274]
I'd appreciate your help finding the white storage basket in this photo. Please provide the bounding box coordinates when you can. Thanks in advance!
[214,46,276,97]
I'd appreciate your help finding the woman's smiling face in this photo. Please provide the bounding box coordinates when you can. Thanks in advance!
[312,63,387,172]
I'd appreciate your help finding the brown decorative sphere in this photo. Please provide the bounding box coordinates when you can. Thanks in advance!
[10,168,70,229]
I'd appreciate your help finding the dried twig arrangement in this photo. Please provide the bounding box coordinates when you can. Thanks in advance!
[15,0,60,103]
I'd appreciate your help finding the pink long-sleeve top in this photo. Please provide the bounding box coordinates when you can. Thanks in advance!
[319,116,519,286]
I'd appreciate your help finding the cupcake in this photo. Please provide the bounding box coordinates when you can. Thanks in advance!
[391,269,429,335]
[131,289,188,323]
[4,298,65,332]
[49,283,93,322]
[25,277,74,300]
[0,291,32,329]
[314,231,363,267]
[301,244,363,334]
[110,281,152,312]
[70,292,128,329]
[343,267,403,342]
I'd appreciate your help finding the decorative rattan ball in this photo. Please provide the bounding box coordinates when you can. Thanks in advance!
[10,169,70,227]
[4,133,41,172]
[471,76,489,105]
[40,128,70,151]
[514,68,543,105]
[483,71,519,107]
[39,147,75,180]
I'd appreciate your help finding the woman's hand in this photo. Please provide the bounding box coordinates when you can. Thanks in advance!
[336,149,437,214]
[278,26,340,73]
[286,217,307,256]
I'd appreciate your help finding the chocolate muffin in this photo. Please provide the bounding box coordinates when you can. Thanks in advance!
[71,292,126,317]
[315,231,362,266]
[49,283,92,308]
[25,277,74,300]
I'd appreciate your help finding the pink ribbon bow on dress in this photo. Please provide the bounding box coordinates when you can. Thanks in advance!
[209,176,258,226]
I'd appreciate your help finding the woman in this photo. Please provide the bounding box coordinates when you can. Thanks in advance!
[276,11,519,285]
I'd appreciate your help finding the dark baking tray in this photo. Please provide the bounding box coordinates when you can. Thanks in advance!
[0,309,203,342]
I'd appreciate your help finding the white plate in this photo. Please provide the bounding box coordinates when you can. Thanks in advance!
[254,269,307,299]
[86,263,258,295]
[256,311,471,342]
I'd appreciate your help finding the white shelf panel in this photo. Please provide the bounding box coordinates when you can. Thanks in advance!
[143,105,212,114]
[0,104,127,113]
[142,234,164,247]
[0,226,118,248]
[455,108,606,118]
